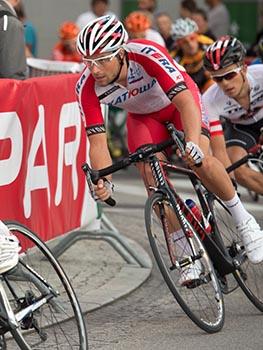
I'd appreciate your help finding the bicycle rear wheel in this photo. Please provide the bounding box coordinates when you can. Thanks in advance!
[208,197,263,312]
[2,221,88,349]
[145,192,224,333]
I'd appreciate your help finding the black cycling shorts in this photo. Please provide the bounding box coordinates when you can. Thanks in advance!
[224,119,263,151]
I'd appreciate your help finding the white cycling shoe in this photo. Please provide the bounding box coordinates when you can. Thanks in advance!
[0,233,21,274]
[237,217,263,264]
[179,259,202,286]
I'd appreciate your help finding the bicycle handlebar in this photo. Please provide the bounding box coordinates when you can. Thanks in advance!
[82,122,187,206]
[226,144,263,174]
[82,138,175,206]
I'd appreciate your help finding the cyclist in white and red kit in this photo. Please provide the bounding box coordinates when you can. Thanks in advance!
[202,36,263,195]
[76,16,263,282]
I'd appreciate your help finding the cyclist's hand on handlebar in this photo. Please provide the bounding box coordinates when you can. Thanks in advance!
[184,141,204,167]
[94,178,114,202]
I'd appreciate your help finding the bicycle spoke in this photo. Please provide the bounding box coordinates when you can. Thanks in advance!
[2,222,88,349]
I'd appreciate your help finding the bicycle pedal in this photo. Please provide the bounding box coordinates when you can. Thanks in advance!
[184,274,210,289]
[169,257,192,271]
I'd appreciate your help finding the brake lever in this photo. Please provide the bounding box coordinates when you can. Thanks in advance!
[82,163,116,207]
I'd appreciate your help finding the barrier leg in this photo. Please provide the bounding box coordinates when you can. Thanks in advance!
[50,214,151,268]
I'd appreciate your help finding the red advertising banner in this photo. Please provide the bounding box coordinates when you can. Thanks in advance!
[0,74,98,242]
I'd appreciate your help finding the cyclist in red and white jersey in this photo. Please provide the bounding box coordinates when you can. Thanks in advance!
[202,36,263,196]
[76,16,263,270]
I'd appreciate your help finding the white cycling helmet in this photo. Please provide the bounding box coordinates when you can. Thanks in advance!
[77,15,128,56]
[171,17,198,41]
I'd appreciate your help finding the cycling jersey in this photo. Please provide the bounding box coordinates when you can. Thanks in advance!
[76,39,208,151]
[202,64,263,137]
[77,39,205,128]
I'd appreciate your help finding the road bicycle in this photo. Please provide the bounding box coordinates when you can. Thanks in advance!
[82,122,263,334]
[0,221,88,349]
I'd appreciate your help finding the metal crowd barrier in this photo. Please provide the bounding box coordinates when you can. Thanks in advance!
[26,57,84,77]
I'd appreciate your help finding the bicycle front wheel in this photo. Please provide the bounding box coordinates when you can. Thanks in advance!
[145,192,224,333]
[2,221,88,349]
[209,197,263,312]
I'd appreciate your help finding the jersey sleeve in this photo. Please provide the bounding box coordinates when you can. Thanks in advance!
[76,69,106,135]
[201,92,223,137]
[128,41,188,100]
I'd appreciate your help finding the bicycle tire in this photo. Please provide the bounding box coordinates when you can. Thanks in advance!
[208,197,263,312]
[145,192,225,333]
[246,158,262,201]
[2,221,88,349]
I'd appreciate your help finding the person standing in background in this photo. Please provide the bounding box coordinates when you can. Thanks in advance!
[0,0,27,79]
[137,0,157,15]
[137,0,157,31]
[205,0,230,39]
[14,0,38,57]
[179,0,197,19]
[76,0,115,30]
[155,12,174,52]
[125,10,165,47]
[191,7,216,40]
[52,22,81,62]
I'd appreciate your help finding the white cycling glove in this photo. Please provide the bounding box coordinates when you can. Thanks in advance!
[186,141,204,165]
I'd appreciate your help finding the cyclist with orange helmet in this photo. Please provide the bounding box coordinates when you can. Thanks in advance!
[124,11,165,46]
[52,21,81,62]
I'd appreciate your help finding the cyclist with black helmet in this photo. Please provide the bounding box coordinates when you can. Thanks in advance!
[202,36,263,197]
[76,17,263,281]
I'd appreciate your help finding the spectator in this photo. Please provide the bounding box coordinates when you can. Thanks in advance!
[155,12,174,52]
[250,37,263,65]
[247,10,263,58]
[125,11,165,46]
[52,21,81,62]
[179,0,197,19]
[137,0,157,14]
[0,0,27,79]
[205,0,230,39]
[76,0,115,30]
[14,1,38,57]
[191,8,216,40]
[171,17,214,93]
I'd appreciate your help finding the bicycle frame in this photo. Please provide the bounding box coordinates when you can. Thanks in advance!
[147,155,241,277]
[0,262,58,335]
